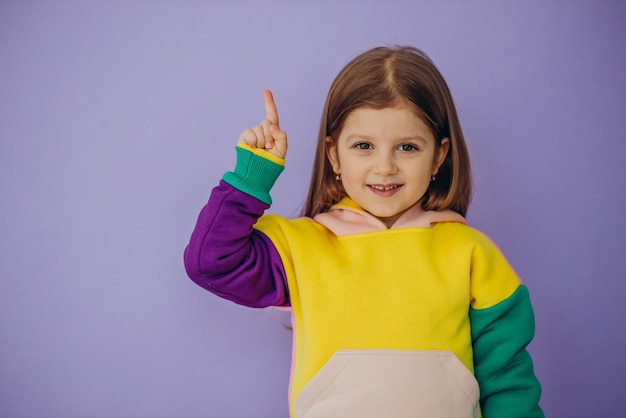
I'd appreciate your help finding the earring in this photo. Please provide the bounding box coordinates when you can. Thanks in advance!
[335,173,341,181]
[431,175,436,182]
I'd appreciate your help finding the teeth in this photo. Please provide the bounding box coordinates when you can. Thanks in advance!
[371,185,399,191]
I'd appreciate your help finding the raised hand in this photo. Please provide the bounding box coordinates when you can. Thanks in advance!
[237,90,288,159]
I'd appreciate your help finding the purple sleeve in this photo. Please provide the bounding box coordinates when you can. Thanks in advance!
[183,180,290,308]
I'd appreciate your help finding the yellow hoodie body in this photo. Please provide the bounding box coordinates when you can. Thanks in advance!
[254,198,521,417]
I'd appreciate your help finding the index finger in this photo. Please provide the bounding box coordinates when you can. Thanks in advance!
[264,89,279,127]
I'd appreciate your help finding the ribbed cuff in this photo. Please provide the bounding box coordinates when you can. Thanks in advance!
[222,144,285,205]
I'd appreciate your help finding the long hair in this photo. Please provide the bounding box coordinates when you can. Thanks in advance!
[302,46,472,217]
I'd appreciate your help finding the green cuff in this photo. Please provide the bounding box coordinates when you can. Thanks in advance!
[222,145,285,205]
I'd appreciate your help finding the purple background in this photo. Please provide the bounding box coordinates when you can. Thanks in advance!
[1,1,625,417]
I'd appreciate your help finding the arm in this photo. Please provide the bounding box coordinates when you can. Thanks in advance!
[468,235,543,417]
[184,178,289,307]
[183,90,290,308]
[470,286,543,417]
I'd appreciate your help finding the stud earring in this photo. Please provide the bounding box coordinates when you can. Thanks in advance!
[431,175,436,182]
[335,173,341,181]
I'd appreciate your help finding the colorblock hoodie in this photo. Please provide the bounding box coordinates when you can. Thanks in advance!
[184,144,544,418]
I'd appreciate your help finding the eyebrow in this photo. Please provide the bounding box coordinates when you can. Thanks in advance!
[345,134,427,143]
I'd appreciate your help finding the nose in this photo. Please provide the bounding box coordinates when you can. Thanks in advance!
[373,151,397,175]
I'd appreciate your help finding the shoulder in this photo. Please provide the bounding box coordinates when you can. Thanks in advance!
[441,224,523,308]
[256,213,321,229]
[432,222,499,250]
[255,214,330,240]
[253,214,338,263]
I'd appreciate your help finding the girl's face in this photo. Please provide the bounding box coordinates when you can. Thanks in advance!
[327,104,449,227]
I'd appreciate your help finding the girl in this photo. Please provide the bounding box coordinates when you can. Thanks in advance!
[184,46,543,418]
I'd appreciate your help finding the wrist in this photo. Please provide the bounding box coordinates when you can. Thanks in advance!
[222,144,285,205]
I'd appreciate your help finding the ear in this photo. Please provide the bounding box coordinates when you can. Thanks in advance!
[433,137,450,175]
[325,136,341,174]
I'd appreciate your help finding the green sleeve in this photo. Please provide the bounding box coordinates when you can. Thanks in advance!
[222,144,284,205]
[470,285,544,418]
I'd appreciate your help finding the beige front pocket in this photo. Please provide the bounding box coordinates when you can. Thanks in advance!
[294,349,479,418]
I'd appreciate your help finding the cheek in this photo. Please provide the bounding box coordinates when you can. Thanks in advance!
[403,160,433,178]
[335,150,355,173]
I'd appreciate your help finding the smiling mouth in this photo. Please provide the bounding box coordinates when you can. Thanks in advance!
[369,184,401,192]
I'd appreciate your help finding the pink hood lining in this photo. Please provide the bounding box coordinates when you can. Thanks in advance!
[313,197,466,237]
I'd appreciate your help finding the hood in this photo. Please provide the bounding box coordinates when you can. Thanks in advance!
[313,197,466,237]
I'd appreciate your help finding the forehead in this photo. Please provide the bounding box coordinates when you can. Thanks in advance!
[340,105,434,141]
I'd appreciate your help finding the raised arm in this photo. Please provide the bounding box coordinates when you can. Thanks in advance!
[184,90,290,308]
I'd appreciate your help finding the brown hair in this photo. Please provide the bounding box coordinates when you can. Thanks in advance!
[302,46,472,217]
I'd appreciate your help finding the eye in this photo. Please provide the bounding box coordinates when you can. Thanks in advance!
[353,142,373,150]
[398,143,419,152]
